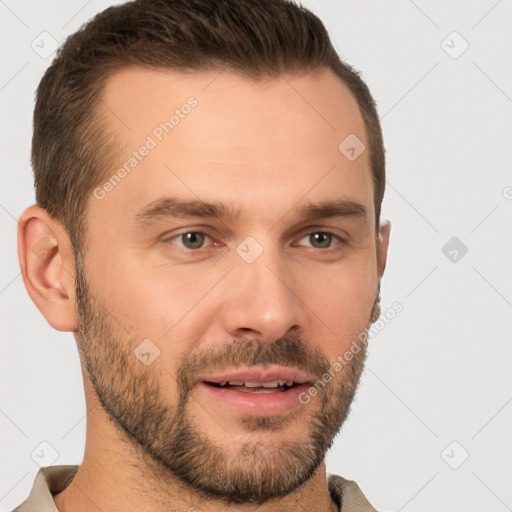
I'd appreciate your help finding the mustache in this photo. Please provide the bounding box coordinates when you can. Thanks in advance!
[176,336,331,394]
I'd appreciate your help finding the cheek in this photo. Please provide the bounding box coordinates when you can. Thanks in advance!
[297,256,378,350]
[90,259,226,344]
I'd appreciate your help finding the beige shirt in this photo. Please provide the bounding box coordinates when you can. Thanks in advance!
[13,465,378,512]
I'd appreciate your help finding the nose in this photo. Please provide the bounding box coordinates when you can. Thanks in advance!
[219,247,307,343]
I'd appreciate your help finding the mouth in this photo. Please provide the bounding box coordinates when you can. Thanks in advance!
[198,366,314,415]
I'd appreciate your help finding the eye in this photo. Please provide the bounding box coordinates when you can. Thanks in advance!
[166,231,212,250]
[296,231,343,250]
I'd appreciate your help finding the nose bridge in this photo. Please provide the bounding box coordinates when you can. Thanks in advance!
[220,238,305,341]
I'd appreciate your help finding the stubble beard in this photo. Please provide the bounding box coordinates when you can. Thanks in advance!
[74,251,374,505]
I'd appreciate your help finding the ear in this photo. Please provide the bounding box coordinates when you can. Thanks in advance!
[371,220,391,322]
[377,220,391,278]
[17,205,77,331]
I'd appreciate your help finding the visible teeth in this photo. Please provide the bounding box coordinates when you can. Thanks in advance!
[237,388,280,394]
[219,380,295,388]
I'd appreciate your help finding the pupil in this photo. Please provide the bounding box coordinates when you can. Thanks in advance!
[311,232,331,248]
[183,232,204,249]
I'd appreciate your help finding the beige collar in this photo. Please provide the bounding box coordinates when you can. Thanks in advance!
[14,465,377,512]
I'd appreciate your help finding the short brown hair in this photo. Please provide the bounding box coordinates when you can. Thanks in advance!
[32,0,385,252]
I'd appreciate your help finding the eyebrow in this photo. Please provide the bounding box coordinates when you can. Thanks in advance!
[133,197,242,225]
[299,199,368,224]
[132,196,368,226]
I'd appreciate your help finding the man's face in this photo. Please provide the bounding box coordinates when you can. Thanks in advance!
[75,67,384,504]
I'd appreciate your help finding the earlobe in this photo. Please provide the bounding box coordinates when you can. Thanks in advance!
[17,205,77,332]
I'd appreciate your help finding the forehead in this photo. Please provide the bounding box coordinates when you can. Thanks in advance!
[100,65,367,147]
[92,66,373,228]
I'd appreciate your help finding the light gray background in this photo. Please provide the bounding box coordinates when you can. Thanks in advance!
[1,1,511,511]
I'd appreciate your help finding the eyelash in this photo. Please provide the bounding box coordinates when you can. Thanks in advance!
[163,229,346,252]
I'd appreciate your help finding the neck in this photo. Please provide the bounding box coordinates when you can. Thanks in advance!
[53,385,338,512]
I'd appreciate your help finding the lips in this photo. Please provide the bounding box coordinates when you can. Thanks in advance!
[197,366,315,415]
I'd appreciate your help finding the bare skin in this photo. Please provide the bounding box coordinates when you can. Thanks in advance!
[18,67,390,512]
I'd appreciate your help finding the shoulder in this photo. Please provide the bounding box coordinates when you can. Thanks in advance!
[328,473,379,512]
[12,465,79,512]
